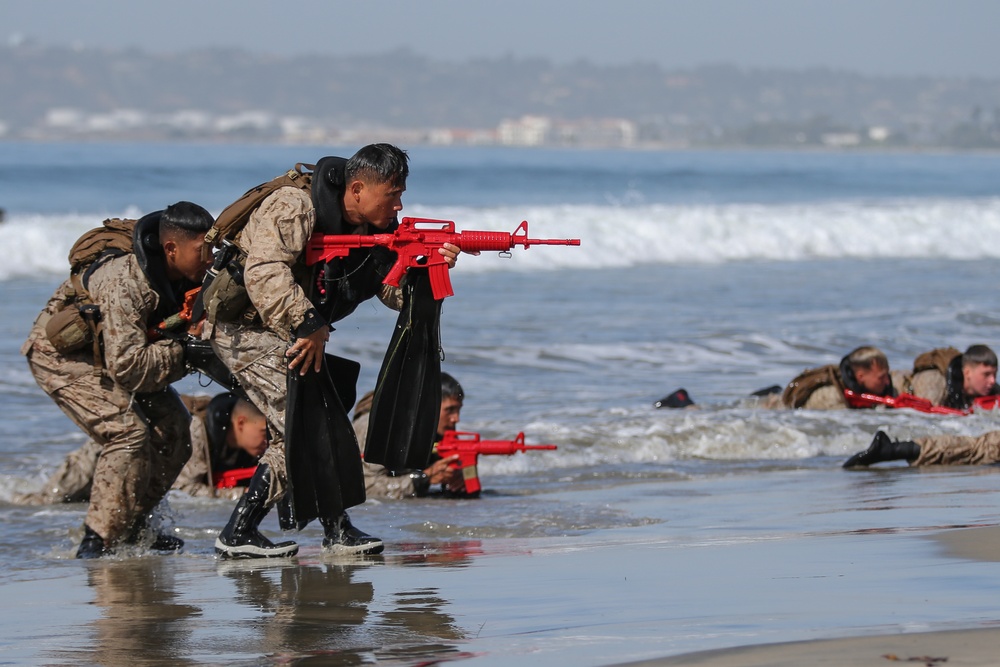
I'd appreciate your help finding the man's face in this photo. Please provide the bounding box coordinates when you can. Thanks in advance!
[963,363,998,397]
[165,234,212,282]
[855,362,891,395]
[437,396,462,437]
[232,415,269,458]
[345,179,404,229]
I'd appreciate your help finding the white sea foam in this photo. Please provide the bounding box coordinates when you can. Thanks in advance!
[3,198,1000,281]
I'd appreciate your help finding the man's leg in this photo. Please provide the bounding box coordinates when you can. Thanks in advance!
[211,323,380,557]
[133,389,192,514]
[36,371,151,555]
[212,325,297,558]
[913,430,1000,466]
[118,388,192,551]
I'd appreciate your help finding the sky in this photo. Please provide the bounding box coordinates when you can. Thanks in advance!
[4,0,1000,79]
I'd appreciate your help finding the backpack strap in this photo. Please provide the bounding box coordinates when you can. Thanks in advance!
[201,163,315,261]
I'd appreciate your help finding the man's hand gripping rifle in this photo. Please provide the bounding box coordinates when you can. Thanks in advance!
[435,431,557,495]
[305,217,581,299]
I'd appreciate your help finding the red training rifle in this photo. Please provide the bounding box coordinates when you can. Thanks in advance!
[843,388,1000,415]
[305,216,581,300]
[435,431,557,494]
[213,466,257,489]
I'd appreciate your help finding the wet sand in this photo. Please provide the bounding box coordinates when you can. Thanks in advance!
[4,468,1000,666]
[620,525,1000,667]
[620,627,1000,666]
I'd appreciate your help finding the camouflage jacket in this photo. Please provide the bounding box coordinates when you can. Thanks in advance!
[22,254,186,395]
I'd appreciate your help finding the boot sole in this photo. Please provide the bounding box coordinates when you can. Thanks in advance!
[214,537,299,559]
[322,539,384,556]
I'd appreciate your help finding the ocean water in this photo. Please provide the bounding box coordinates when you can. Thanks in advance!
[3,143,1000,665]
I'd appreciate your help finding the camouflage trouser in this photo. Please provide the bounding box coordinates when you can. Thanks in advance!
[210,322,290,506]
[915,430,1000,466]
[18,439,102,505]
[26,348,191,544]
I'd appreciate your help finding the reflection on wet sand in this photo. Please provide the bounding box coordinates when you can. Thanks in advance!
[216,551,470,664]
[54,558,200,665]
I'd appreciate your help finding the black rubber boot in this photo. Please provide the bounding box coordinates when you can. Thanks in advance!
[76,525,110,559]
[320,513,384,555]
[124,513,184,552]
[843,430,921,468]
[214,464,298,559]
[654,388,695,409]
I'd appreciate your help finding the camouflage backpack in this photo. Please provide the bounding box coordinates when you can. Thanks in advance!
[912,347,961,375]
[781,364,843,409]
[197,164,315,325]
[44,218,137,358]
[200,163,314,261]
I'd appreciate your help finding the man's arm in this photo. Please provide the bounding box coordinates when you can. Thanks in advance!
[242,187,322,339]
[17,440,102,505]
[91,255,186,393]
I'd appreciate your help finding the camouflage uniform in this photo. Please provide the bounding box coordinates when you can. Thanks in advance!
[908,368,948,405]
[22,255,191,544]
[760,368,910,410]
[18,438,102,505]
[206,187,402,505]
[352,411,424,499]
[914,431,1000,466]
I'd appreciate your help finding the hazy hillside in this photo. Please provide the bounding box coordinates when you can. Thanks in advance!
[2,42,999,147]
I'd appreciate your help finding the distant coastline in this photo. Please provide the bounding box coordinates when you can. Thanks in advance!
[3,43,999,151]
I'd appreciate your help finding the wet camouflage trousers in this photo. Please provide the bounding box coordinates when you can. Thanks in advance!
[26,347,191,544]
[915,431,1000,466]
[210,322,291,506]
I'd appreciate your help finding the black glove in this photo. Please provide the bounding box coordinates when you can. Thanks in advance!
[183,337,244,395]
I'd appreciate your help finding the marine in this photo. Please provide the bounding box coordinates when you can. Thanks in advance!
[21,201,215,557]
[352,373,466,499]
[206,144,462,558]
[766,345,907,410]
[906,344,1000,410]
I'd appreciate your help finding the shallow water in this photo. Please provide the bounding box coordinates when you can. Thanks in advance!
[4,463,1000,666]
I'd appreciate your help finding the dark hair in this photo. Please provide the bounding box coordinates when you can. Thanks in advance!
[441,372,464,401]
[963,344,998,368]
[160,201,214,241]
[231,397,265,421]
[345,143,409,188]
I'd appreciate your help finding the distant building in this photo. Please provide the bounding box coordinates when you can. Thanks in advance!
[498,116,552,146]
[820,132,861,148]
